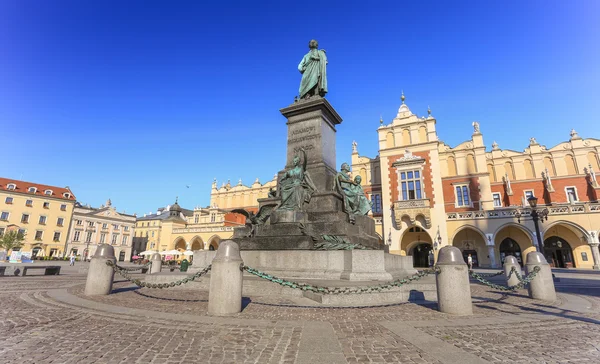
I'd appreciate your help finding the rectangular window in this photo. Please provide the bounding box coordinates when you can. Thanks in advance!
[400,170,422,200]
[5,197,13,204]
[39,216,47,225]
[371,194,382,213]
[0,227,4,236]
[35,230,43,240]
[194,215,199,224]
[18,228,26,236]
[151,231,155,237]
[102,223,108,229]
[211,213,216,222]
[566,187,578,202]
[85,231,92,242]
[455,185,470,207]
[74,231,81,241]
[57,217,64,226]
[43,202,50,209]
[60,204,67,211]
[53,232,61,241]
[124,226,129,231]
[492,193,502,207]
[113,224,119,230]
[524,190,534,200]
[88,221,95,227]
[0,211,9,221]
[25,200,33,207]
[21,214,30,223]
[122,235,128,245]
[111,234,118,245]
[100,233,106,243]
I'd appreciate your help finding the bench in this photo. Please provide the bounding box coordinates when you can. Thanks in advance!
[22,266,61,276]
[0,266,6,276]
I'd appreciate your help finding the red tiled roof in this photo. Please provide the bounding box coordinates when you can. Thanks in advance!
[0,177,76,201]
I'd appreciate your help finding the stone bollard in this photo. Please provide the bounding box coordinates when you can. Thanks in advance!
[503,256,521,288]
[526,252,556,301]
[84,244,116,296]
[208,240,244,316]
[436,246,473,315]
[149,253,162,274]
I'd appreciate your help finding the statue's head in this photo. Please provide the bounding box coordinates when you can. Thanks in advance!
[308,39,318,49]
[354,175,362,185]
[293,155,301,166]
[341,163,350,172]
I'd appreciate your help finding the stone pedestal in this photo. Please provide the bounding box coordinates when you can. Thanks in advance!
[84,244,116,296]
[526,252,556,301]
[150,253,162,274]
[435,246,473,315]
[503,256,521,287]
[235,97,382,251]
[208,241,244,316]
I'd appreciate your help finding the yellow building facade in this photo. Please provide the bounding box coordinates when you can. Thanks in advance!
[353,95,600,269]
[0,177,76,258]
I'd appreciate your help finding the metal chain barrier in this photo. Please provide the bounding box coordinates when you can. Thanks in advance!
[112,262,151,272]
[469,266,541,291]
[471,270,505,278]
[106,260,211,289]
[243,265,439,295]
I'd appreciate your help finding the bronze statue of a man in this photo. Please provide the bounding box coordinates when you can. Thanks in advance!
[298,40,328,99]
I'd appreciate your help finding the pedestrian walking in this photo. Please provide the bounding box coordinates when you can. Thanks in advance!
[467,254,473,270]
[69,254,75,266]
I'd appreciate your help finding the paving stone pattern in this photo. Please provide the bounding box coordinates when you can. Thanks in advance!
[1,272,600,363]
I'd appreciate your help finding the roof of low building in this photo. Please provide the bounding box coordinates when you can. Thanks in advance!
[0,177,76,201]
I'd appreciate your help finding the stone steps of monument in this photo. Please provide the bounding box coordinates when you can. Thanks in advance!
[141,272,437,306]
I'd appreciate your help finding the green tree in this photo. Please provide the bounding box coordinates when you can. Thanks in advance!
[0,230,25,252]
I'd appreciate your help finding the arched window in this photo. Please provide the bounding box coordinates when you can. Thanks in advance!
[7,184,16,190]
[543,157,555,176]
[504,162,515,180]
[418,126,427,143]
[524,159,534,179]
[587,152,600,171]
[447,156,457,177]
[487,164,497,182]
[385,132,394,148]
[466,154,477,174]
[565,155,577,175]
[401,129,411,145]
[44,190,53,196]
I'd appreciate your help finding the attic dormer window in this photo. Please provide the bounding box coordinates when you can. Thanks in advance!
[7,184,16,190]
[28,187,37,193]
[63,193,71,199]
[44,190,53,196]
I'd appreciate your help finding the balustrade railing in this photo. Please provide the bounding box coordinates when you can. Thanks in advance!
[447,202,599,220]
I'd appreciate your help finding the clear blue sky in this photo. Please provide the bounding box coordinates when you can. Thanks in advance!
[1,1,599,215]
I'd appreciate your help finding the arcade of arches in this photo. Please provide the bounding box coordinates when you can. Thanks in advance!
[433,221,596,269]
[400,226,433,268]
[171,235,222,253]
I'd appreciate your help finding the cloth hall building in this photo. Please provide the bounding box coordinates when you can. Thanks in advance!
[353,95,600,269]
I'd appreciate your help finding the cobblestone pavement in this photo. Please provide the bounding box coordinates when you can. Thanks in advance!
[1,270,600,364]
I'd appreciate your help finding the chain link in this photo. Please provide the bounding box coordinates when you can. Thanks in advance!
[469,266,541,291]
[106,260,211,289]
[471,270,505,278]
[112,262,151,272]
[243,265,439,295]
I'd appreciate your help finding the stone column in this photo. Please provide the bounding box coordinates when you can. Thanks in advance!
[503,256,521,287]
[526,252,556,301]
[84,244,116,296]
[149,253,162,274]
[208,240,244,316]
[435,246,473,315]
[589,242,600,270]
[487,246,497,268]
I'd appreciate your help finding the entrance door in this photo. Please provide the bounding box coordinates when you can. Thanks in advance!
[544,236,575,268]
[119,251,126,262]
[411,243,432,268]
[499,238,523,265]
[462,250,479,268]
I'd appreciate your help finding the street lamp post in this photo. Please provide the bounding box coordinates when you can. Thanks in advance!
[517,196,549,260]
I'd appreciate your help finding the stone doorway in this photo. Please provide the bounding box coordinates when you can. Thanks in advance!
[410,243,432,268]
[544,236,575,268]
[499,238,523,265]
